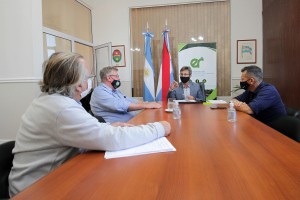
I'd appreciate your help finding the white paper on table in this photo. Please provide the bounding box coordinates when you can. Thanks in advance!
[174,100,196,103]
[208,100,227,104]
[208,100,228,109]
[104,137,176,159]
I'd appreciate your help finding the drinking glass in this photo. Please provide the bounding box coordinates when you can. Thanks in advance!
[168,98,176,110]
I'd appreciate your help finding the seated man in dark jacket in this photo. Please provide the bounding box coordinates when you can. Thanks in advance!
[232,65,286,125]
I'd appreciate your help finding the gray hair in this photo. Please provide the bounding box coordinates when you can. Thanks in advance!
[40,52,86,97]
[100,66,118,81]
[180,66,192,75]
[241,65,263,82]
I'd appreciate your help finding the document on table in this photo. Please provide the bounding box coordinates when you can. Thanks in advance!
[208,100,228,108]
[175,100,196,103]
[104,137,176,159]
[174,100,202,104]
[207,100,227,104]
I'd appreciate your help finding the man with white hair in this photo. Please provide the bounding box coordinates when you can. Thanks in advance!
[9,52,171,197]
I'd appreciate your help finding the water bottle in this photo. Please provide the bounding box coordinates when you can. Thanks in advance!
[227,101,236,122]
[173,101,181,119]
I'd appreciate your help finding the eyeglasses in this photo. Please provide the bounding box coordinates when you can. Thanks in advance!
[109,74,120,78]
[180,73,190,77]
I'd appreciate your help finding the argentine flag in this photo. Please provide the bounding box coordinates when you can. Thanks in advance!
[156,29,174,102]
[142,32,155,102]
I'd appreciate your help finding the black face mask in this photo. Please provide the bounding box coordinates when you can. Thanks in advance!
[111,80,121,89]
[240,79,250,90]
[180,77,190,83]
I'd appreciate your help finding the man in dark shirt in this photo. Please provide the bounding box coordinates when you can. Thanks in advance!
[233,65,286,125]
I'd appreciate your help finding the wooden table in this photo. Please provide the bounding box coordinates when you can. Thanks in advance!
[12,104,300,200]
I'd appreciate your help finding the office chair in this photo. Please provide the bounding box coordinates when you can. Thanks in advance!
[80,89,106,123]
[195,79,206,102]
[0,141,15,199]
[285,106,300,118]
[80,88,93,112]
[93,115,106,123]
[198,82,206,102]
[88,110,106,123]
[270,116,300,143]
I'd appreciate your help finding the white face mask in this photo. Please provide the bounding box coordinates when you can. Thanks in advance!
[80,78,92,99]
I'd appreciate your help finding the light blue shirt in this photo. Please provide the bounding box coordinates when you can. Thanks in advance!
[90,83,139,123]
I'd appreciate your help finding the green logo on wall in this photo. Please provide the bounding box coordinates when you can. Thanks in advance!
[190,57,204,68]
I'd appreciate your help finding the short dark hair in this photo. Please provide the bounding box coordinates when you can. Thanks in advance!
[180,66,192,75]
[241,65,263,82]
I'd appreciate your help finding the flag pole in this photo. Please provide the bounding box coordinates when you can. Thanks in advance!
[155,19,174,102]
[147,22,149,32]
[142,24,155,102]
[165,19,168,30]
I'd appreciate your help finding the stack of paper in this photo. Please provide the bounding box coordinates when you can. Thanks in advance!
[207,100,227,104]
[104,137,176,159]
[208,100,228,109]
[174,99,202,104]
[174,99,196,103]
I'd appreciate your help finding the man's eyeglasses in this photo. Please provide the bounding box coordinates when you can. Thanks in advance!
[109,74,120,78]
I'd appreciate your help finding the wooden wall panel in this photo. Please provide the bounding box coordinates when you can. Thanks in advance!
[263,0,300,109]
[130,1,230,97]
[43,0,92,42]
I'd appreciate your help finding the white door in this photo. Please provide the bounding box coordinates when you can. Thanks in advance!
[94,42,112,85]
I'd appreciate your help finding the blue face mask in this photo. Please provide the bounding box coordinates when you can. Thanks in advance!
[240,79,250,90]
[111,80,121,89]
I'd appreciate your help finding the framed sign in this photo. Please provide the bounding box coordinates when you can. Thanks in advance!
[237,39,256,64]
[112,45,126,67]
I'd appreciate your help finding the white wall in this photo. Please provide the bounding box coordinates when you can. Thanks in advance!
[231,0,262,96]
[0,0,43,140]
[0,0,262,140]
[0,0,43,79]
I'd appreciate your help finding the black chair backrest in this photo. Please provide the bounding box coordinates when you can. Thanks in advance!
[285,106,300,118]
[198,82,206,102]
[81,90,106,123]
[195,79,206,101]
[0,141,15,198]
[270,116,300,143]
[88,110,106,123]
[80,88,93,112]
[94,115,106,123]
